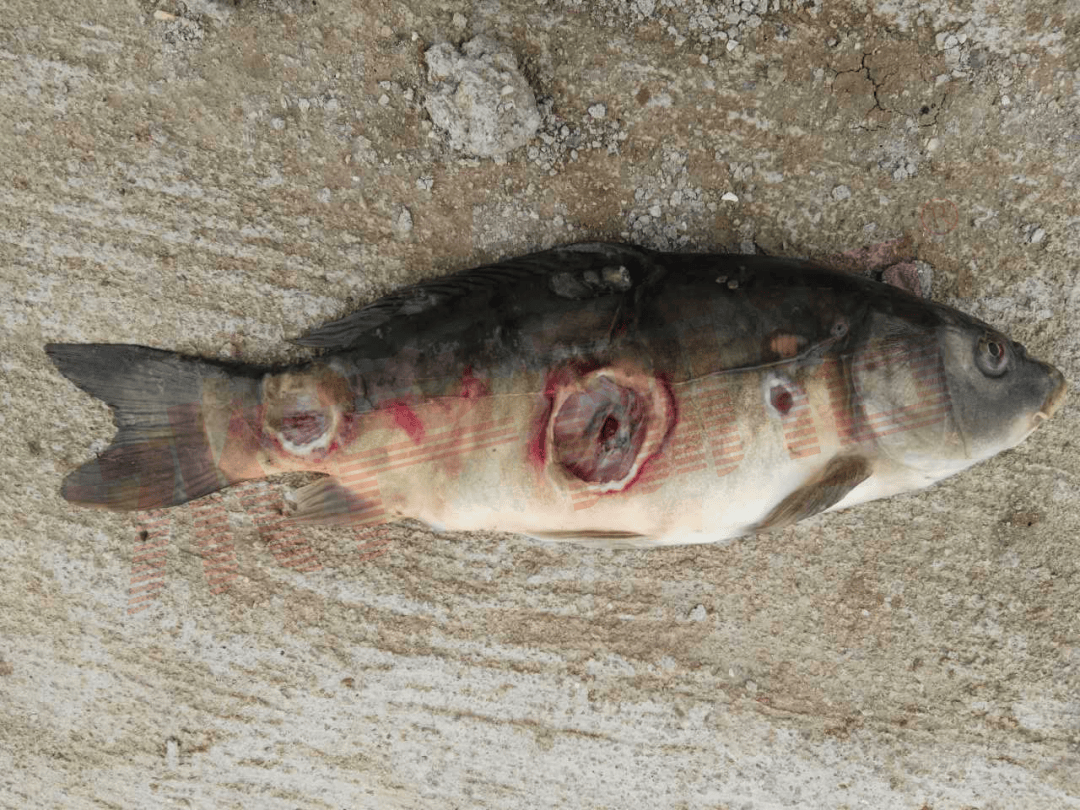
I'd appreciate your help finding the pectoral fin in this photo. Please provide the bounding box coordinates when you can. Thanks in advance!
[756,456,872,531]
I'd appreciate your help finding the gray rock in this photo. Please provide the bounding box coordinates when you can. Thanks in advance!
[424,36,542,160]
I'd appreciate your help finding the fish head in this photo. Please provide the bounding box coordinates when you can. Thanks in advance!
[936,321,1066,462]
[850,309,1066,479]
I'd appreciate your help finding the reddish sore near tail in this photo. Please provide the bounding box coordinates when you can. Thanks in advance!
[45,343,262,511]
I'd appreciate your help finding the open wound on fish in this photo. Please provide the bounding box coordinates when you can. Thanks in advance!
[262,368,352,458]
[755,455,872,531]
[546,365,674,493]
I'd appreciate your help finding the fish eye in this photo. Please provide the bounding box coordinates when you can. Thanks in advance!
[975,334,1010,377]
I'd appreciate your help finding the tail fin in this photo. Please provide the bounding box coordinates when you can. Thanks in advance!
[45,344,263,511]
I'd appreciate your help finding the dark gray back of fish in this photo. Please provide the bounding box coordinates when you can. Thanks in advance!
[310,243,960,409]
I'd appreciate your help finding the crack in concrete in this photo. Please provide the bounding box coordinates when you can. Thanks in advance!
[832,52,888,132]
[836,51,947,132]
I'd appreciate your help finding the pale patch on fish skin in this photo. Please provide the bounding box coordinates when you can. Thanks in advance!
[202,376,264,482]
[766,332,804,358]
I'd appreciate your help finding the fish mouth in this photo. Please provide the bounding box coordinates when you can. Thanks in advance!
[1033,365,1067,426]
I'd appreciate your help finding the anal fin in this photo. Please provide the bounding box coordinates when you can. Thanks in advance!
[290,477,386,526]
[756,456,872,532]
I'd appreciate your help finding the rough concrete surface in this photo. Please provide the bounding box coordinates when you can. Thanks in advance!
[1,0,1079,807]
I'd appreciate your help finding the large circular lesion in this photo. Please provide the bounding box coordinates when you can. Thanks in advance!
[546,365,674,492]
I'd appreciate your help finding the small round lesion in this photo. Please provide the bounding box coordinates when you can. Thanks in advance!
[262,366,351,458]
[770,385,794,416]
[761,372,803,421]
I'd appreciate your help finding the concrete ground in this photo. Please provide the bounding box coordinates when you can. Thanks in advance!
[2,0,1079,807]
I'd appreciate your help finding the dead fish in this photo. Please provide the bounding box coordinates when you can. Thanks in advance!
[45,242,1066,547]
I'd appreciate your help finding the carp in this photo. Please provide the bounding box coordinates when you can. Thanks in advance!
[46,243,1066,546]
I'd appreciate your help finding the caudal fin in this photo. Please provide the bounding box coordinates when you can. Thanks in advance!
[45,343,263,510]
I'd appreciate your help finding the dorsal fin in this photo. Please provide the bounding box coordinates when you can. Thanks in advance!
[293,242,660,352]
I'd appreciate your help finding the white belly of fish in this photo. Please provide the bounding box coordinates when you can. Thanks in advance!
[328,362,882,547]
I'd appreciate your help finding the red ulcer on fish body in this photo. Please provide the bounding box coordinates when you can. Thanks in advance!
[386,399,426,444]
[280,411,327,446]
[259,367,359,464]
[527,363,601,477]
[599,415,620,442]
[459,366,491,401]
[535,362,678,493]
[770,385,795,416]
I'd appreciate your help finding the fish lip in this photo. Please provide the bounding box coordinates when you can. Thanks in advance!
[1034,366,1067,424]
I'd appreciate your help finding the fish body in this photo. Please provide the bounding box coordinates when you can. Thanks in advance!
[46,243,1066,546]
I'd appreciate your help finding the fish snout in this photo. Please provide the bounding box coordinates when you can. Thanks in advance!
[1033,363,1067,425]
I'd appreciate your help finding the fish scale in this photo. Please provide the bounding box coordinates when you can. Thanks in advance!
[45,242,1066,546]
